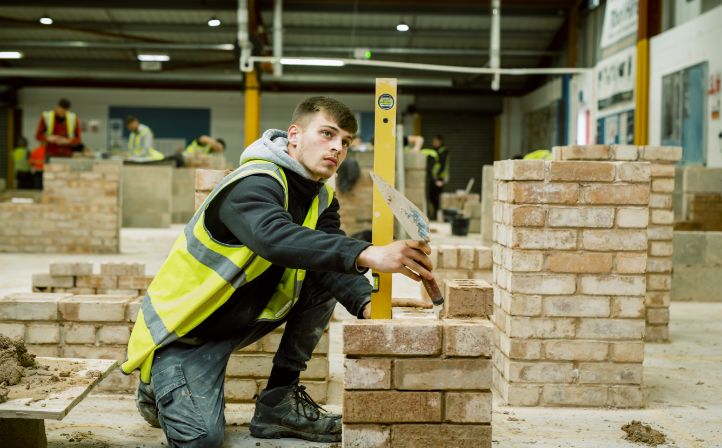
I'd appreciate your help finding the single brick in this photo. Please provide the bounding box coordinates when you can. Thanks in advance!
[344,358,392,389]
[476,247,492,269]
[510,205,546,227]
[49,262,93,276]
[439,245,458,269]
[457,246,476,269]
[578,362,643,384]
[343,321,441,356]
[549,162,615,182]
[75,275,118,289]
[62,344,127,361]
[616,208,649,228]
[508,273,576,295]
[64,323,97,344]
[390,424,492,448]
[224,378,258,401]
[576,318,645,340]
[26,323,60,344]
[645,291,671,307]
[394,358,492,390]
[511,182,579,204]
[97,325,131,344]
[499,335,542,360]
[610,342,645,363]
[543,340,608,361]
[512,229,577,250]
[611,296,645,318]
[650,163,676,177]
[443,279,493,317]
[507,360,576,383]
[117,275,154,289]
[651,209,674,225]
[507,317,575,339]
[58,294,132,321]
[543,295,610,317]
[100,262,145,277]
[343,391,442,423]
[579,275,646,296]
[343,425,390,448]
[640,146,682,161]
[443,320,493,357]
[227,354,273,377]
[499,291,542,316]
[645,325,669,342]
[444,392,492,423]
[505,250,544,272]
[617,163,651,182]
[581,229,647,251]
[651,178,674,193]
[195,169,226,191]
[646,307,670,324]
[547,207,614,228]
[649,194,672,209]
[609,385,644,408]
[0,293,69,320]
[0,323,25,339]
[546,253,613,273]
[610,145,640,161]
[615,253,647,274]
[556,145,610,160]
[582,184,650,205]
[649,241,673,257]
[647,274,672,290]
[542,385,608,406]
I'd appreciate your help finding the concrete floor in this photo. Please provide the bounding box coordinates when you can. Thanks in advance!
[1,225,721,447]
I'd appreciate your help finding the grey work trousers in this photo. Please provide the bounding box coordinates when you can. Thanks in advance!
[144,277,336,447]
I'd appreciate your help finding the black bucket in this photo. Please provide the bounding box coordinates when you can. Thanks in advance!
[442,208,459,223]
[451,216,470,236]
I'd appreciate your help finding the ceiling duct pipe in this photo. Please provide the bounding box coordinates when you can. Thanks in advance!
[273,0,283,76]
[490,0,501,91]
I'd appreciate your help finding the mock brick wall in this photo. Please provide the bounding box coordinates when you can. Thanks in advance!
[491,158,650,408]
[342,280,493,447]
[0,161,121,253]
[0,292,331,402]
[553,145,681,342]
[32,262,153,296]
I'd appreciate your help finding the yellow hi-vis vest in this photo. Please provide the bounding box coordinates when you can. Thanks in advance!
[421,146,449,181]
[43,110,77,138]
[122,159,334,382]
[127,125,164,160]
[184,139,211,156]
[523,149,552,160]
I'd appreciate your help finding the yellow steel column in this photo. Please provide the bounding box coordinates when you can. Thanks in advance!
[634,0,650,145]
[244,70,261,148]
[371,78,397,319]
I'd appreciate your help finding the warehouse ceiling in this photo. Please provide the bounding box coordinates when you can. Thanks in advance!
[0,0,580,94]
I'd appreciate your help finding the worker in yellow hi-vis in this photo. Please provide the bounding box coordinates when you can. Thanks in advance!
[125,115,164,161]
[122,96,435,446]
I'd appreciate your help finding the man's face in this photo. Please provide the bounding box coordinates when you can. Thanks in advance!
[126,121,138,132]
[54,106,67,118]
[432,137,442,148]
[287,112,353,181]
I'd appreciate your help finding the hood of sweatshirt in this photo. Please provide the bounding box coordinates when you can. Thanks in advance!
[239,129,321,182]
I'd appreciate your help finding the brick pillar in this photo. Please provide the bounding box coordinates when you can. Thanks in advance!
[492,158,649,407]
[552,145,682,342]
[342,281,493,447]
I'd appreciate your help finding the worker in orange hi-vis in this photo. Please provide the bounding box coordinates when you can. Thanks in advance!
[34,98,81,160]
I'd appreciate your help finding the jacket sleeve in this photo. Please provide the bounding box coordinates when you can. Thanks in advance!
[217,174,372,275]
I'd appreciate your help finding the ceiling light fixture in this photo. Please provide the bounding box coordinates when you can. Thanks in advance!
[137,54,170,62]
[0,51,23,59]
[208,17,221,27]
[39,17,53,25]
[280,58,345,67]
[396,22,409,32]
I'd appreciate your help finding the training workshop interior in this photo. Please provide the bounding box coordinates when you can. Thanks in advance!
[1,0,721,447]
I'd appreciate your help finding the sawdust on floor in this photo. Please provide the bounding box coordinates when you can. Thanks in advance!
[621,420,668,446]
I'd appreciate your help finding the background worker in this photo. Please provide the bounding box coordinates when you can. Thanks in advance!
[123,96,434,446]
[125,115,164,161]
[421,134,449,220]
[34,98,81,160]
[183,135,226,156]
[12,137,33,189]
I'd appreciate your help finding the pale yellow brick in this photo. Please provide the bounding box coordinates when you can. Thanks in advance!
[617,162,651,182]
[610,342,645,362]
[508,317,575,339]
[507,360,576,383]
[543,340,608,361]
[444,392,492,423]
[344,391,442,423]
[512,228,577,250]
[344,358,392,390]
[578,362,643,384]
[582,229,647,251]
[394,358,492,390]
[443,320,494,357]
[457,245,476,269]
[546,253,612,273]
[576,319,645,340]
[580,275,646,296]
[64,323,96,344]
[547,207,614,228]
[542,385,608,406]
[508,273,576,295]
[97,325,131,344]
[343,425,390,448]
[616,253,647,274]
[611,297,645,318]
[26,323,60,344]
[616,207,649,228]
[543,296,610,317]
[439,245,458,269]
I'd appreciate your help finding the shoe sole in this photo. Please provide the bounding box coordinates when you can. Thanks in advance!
[249,423,341,443]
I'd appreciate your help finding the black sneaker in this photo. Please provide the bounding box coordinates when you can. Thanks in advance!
[135,381,161,428]
[250,381,341,442]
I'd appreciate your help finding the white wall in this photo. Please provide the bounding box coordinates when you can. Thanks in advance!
[19,87,412,166]
[649,5,722,167]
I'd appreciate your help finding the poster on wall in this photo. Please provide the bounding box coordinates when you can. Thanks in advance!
[600,0,638,50]
[596,46,636,112]
[709,72,720,121]
[596,110,635,144]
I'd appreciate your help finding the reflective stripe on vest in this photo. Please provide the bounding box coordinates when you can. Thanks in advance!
[122,159,334,382]
[43,111,77,138]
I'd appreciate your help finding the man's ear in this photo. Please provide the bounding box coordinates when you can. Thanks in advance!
[287,124,300,146]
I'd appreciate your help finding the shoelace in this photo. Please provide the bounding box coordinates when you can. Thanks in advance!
[292,384,327,421]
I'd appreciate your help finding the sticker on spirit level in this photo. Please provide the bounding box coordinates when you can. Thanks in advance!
[377,93,395,110]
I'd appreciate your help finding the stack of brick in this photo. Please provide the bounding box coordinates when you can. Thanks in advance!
[440,192,481,213]
[342,279,493,447]
[31,262,153,296]
[419,244,492,302]
[195,169,227,210]
[0,161,121,253]
[0,292,331,403]
[492,158,649,407]
[553,145,681,342]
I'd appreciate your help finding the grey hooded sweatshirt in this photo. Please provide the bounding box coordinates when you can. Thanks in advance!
[187,130,372,341]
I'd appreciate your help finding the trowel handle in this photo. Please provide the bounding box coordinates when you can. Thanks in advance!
[423,277,444,306]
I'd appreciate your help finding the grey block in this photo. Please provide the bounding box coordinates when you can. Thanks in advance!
[683,167,722,192]
[672,266,722,301]
[673,231,706,265]
[706,232,722,265]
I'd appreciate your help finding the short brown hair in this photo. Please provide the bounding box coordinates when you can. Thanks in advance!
[125,115,139,125]
[291,96,357,134]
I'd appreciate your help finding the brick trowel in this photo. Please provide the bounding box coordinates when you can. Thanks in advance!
[370,171,444,306]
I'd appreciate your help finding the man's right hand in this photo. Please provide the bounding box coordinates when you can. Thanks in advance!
[356,240,434,282]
